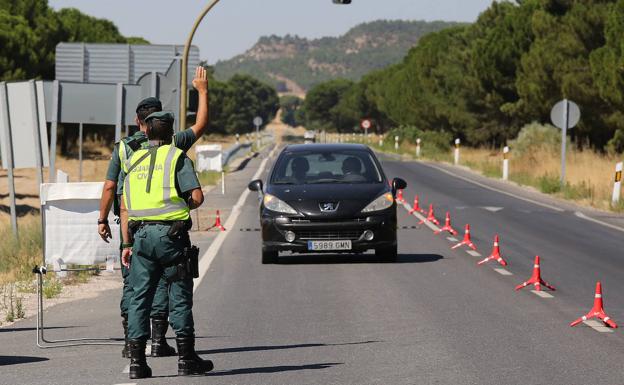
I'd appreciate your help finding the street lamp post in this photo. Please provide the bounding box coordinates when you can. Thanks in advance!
[180,0,350,129]
[180,0,222,130]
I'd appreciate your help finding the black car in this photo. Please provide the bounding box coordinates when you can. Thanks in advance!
[248,143,407,263]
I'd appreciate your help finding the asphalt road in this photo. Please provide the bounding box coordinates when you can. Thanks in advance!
[3,149,624,385]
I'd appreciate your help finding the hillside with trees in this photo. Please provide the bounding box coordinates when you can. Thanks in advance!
[214,20,462,92]
[298,0,624,152]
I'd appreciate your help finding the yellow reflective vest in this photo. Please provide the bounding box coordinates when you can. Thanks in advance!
[121,144,190,221]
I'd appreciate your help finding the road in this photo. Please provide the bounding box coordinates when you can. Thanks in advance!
[3,146,624,385]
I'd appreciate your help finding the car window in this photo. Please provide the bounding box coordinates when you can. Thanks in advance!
[271,150,382,184]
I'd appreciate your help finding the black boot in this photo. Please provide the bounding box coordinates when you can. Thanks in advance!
[128,339,152,379]
[121,314,129,358]
[176,336,214,376]
[151,313,176,357]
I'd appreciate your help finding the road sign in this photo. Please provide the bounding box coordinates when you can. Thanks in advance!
[253,116,263,127]
[361,119,372,130]
[550,99,581,185]
[551,99,580,130]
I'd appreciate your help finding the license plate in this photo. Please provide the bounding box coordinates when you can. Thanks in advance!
[307,240,352,251]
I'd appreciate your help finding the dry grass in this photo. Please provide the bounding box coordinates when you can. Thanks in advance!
[0,214,42,285]
[457,147,622,211]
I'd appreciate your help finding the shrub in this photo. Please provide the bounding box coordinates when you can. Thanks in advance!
[510,122,562,155]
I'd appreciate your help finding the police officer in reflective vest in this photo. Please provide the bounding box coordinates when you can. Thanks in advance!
[98,67,209,358]
[119,111,213,379]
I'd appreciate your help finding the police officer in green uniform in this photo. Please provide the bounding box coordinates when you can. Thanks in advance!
[119,111,213,379]
[98,67,209,358]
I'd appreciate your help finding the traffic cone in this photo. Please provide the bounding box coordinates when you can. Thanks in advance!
[451,224,477,251]
[477,235,507,266]
[418,204,440,226]
[515,256,555,292]
[206,210,226,232]
[396,189,405,203]
[570,281,618,328]
[434,212,458,235]
[407,195,424,215]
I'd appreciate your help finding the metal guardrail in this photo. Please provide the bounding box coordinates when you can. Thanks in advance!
[221,142,251,167]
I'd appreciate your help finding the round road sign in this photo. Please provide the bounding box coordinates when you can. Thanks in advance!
[253,116,263,127]
[551,99,580,130]
[361,119,372,130]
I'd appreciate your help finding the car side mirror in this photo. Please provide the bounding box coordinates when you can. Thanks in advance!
[391,177,407,195]
[248,179,263,192]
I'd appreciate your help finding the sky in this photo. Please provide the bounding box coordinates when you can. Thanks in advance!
[48,0,494,64]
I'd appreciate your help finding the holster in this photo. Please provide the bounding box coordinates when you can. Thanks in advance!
[166,219,192,240]
[165,245,199,283]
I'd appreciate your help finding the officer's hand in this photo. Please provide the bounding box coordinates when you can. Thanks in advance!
[192,66,208,93]
[98,223,112,243]
[121,248,132,268]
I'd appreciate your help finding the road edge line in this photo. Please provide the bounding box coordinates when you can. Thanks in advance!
[574,211,624,234]
[194,146,276,293]
[422,162,565,212]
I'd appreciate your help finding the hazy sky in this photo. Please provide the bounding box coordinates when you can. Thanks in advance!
[48,0,494,64]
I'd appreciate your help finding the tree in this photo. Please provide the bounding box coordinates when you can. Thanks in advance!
[280,95,303,127]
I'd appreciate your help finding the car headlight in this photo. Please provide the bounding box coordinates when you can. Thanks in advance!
[361,193,394,213]
[263,194,298,214]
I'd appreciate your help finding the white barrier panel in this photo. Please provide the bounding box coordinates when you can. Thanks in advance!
[195,144,222,172]
[41,182,119,265]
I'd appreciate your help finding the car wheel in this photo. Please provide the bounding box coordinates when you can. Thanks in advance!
[375,244,398,263]
[262,248,278,264]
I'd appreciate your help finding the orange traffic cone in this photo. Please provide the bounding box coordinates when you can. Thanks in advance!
[570,281,617,328]
[407,195,424,215]
[451,224,477,250]
[206,210,226,232]
[515,256,555,291]
[418,204,440,226]
[396,189,405,203]
[477,235,507,266]
[434,212,458,235]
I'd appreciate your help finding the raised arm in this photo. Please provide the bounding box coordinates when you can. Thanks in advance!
[189,66,208,138]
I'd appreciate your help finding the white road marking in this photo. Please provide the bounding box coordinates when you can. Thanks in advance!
[194,146,277,292]
[121,365,129,374]
[530,290,553,298]
[423,163,565,212]
[574,211,624,233]
[494,268,513,276]
[466,250,481,257]
[482,206,503,212]
[114,383,135,385]
[583,320,614,333]
[403,202,442,232]
[446,236,459,242]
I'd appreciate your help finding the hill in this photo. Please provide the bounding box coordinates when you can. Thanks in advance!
[213,20,461,93]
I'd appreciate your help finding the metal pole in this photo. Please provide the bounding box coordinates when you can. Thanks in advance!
[180,0,222,130]
[49,80,59,183]
[561,99,569,186]
[115,83,124,143]
[29,80,44,187]
[0,82,17,237]
[255,124,260,149]
[78,123,83,182]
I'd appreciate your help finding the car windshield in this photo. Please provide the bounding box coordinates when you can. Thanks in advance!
[271,149,383,185]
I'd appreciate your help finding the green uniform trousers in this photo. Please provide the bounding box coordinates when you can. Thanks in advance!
[127,224,195,341]
[119,235,169,318]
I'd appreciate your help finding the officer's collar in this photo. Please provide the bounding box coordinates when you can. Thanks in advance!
[148,140,168,147]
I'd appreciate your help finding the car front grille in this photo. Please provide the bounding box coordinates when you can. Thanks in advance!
[297,230,362,240]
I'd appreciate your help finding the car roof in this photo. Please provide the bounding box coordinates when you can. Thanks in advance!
[284,143,371,152]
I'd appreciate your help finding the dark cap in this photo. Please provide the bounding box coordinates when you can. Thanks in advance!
[135,97,162,113]
[145,111,175,124]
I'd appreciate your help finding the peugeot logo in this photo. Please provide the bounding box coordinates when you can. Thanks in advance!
[320,202,338,212]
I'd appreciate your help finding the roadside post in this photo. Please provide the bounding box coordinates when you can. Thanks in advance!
[503,146,510,181]
[0,83,17,237]
[236,133,240,144]
[221,171,226,195]
[416,138,421,158]
[394,136,399,152]
[454,138,460,165]
[253,116,263,149]
[550,99,580,186]
[612,162,623,205]
[379,134,383,147]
